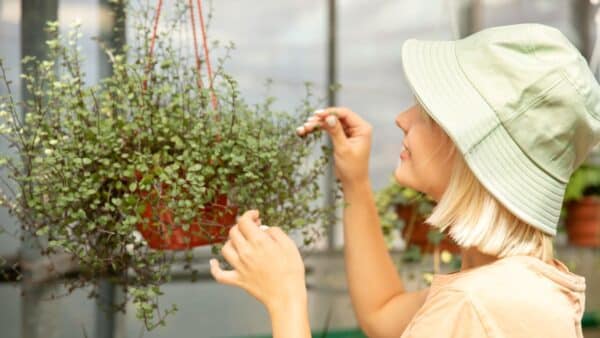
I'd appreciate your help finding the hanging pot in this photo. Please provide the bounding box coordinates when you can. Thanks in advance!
[134,0,236,250]
[135,163,239,250]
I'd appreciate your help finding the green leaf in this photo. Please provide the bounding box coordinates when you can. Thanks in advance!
[36,226,49,236]
[427,229,445,245]
[188,164,202,172]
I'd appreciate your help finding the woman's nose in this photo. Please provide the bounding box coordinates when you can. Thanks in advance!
[395,113,407,133]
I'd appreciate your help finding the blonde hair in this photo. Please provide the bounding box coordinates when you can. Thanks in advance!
[415,101,554,262]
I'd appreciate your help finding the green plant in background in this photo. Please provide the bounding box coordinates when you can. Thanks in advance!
[374,176,461,280]
[374,176,434,259]
[0,1,343,330]
[558,151,600,231]
[564,163,600,202]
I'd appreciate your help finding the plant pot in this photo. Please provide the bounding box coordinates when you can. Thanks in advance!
[135,170,239,250]
[396,204,461,254]
[565,195,600,247]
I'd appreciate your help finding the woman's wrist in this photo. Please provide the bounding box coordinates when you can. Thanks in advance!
[342,178,372,198]
[267,289,311,338]
[266,286,308,316]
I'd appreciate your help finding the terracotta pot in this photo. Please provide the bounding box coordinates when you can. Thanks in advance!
[395,204,461,254]
[135,167,238,250]
[565,195,600,247]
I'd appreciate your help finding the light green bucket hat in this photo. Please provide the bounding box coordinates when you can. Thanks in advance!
[401,23,600,236]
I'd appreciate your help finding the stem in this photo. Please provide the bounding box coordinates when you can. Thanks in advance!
[433,244,440,274]
[0,61,26,148]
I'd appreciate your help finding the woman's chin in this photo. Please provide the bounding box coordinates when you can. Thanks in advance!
[393,165,407,186]
[394,163,418,190]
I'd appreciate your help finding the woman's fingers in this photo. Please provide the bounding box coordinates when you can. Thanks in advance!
[322,114,350,151]
[297,107,370,138]
[298,106,372,185]
[266,226,292,247]
[210,258,243,287]
[302,116,323,133]
[210,216,307,310]
[229,225,249,253]
[314,107,369,133]
[221,239,243,270]
[297,114,325,135]
[236,210,267,244]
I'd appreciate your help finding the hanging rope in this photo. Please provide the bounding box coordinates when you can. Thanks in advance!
[196,0,218,110]
[188,0,205,90]
[145,0,218,110]
[143,0,164,91]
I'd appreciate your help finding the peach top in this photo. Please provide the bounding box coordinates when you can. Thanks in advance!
[400,255,586,338]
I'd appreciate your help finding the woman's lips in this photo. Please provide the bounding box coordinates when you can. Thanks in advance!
[400,144,410,159]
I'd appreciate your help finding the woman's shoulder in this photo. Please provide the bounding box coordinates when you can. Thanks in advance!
[430,255,585,294]
[424,255,586,322]
[403,256,586,338]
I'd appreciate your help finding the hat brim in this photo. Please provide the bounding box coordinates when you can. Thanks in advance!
[401,38,565,236]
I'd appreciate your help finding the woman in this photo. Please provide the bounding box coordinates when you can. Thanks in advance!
[210,23,599,337]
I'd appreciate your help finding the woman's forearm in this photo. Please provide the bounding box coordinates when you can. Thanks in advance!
[342,179,406,327]
[268,292,311,338]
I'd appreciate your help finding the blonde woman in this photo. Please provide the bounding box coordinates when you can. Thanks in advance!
[210,23,599,337]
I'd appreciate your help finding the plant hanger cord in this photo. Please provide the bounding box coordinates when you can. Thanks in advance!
[143,0,163,91]
[146,0,218,110]
[188,0,204,90]
[195,0,218,110]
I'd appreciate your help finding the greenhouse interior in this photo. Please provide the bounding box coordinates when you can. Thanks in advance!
[1,0,600,337]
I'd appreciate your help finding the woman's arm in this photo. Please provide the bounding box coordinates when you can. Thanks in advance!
[343,179,428,336]
[268,292,311,338]
[304,108,428,336]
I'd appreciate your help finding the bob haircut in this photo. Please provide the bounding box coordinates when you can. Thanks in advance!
[415,102,554,262]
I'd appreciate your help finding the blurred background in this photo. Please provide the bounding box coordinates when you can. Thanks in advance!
[1,0,600,337]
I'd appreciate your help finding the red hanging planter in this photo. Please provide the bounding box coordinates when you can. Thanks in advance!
[135,169,238,250]
[137,192,238,250]
[133,0,233,250]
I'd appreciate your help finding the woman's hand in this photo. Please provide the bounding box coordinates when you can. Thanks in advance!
[209,209,307,313]
[297,107,373,186]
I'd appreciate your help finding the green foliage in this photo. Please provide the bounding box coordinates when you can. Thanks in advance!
[426,228,445,245]
[374,175,437,261]
[0,2,342,330]
[564,163,600,202]
[374,176,434,242]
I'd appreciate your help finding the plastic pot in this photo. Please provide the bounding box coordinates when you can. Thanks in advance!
[135,170,239,250]
[565,195,600,247]
[395,204,461,254]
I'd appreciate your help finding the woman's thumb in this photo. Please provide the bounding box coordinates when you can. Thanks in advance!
[324,114,349,150]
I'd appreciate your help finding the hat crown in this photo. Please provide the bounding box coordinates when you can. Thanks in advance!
[456,23,600,183]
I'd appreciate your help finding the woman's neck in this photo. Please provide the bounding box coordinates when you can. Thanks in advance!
[460,246,499,271]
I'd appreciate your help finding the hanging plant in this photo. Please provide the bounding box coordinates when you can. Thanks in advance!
[0,0,343,330]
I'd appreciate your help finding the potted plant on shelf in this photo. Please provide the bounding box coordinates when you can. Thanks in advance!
[562,148,600,247]
[376,176,461,254]
[375,176,461,272]
[0,1,342,330]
